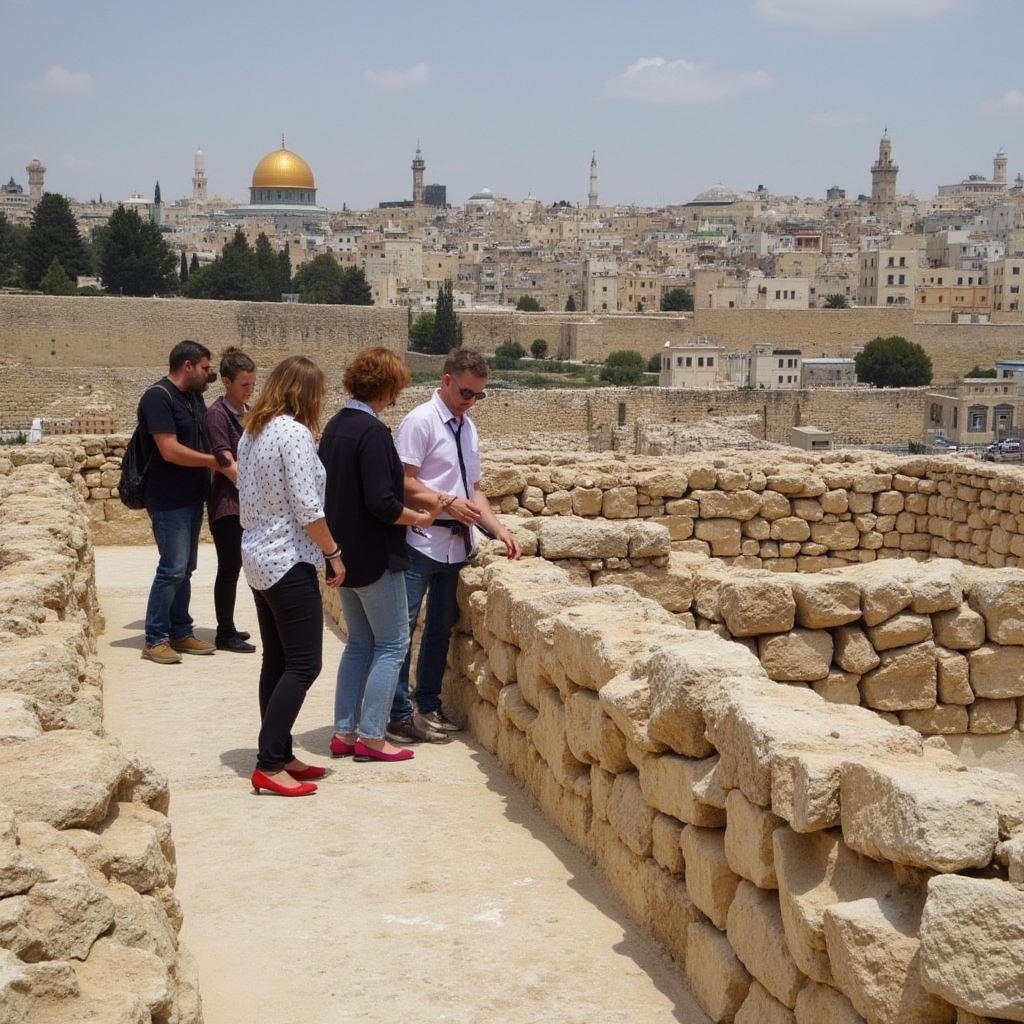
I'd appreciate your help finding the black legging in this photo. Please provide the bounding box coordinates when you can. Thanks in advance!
[211,515,243,641]
[251,562,323,772]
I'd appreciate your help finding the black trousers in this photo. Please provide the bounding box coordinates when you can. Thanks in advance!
[251,562,323,772]
[211,514,244,641]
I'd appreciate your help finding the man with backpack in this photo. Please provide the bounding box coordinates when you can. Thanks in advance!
[139,340,222,665]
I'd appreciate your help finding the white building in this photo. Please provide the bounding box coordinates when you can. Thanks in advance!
[658,338,723,389]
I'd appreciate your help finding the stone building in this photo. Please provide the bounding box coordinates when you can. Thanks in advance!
[658,337,723,388]
[870,130,899,227]
[857,245,919,306]
[926,377,1021,443]
[225,141,327,232]
[800,356,857,387]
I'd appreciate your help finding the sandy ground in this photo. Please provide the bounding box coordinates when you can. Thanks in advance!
[96,546,709,1024]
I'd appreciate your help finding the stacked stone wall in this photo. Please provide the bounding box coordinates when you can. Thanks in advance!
[0,460,202,1022]
[435,554,1024,1023]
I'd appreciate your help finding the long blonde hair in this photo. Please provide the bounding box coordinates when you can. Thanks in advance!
[244,355,325,438]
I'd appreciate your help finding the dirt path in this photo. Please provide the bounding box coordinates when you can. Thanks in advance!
[96,546,708,1024]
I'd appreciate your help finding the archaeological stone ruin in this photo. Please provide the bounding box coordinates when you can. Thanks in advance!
[3,433,1024,1022]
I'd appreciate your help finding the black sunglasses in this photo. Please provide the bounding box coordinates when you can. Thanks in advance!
[457,385,486,401]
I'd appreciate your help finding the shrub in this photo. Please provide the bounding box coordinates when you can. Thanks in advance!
[530,338,548,359]
[600,349,646,386]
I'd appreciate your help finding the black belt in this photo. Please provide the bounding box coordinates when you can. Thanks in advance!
[434,518,495,539]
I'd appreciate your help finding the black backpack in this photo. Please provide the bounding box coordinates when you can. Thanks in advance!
[118,383,173,510]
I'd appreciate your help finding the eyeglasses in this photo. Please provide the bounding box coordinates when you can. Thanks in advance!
[457,386,486,401]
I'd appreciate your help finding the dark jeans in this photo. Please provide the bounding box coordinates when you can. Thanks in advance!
[251,562,323,772]
[211,514,243,641]
[390,545,465,721]
[144,504,204,646]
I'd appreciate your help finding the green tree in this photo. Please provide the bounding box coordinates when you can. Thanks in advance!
[409,312,436,351]
[965,365,997,378]
[99,204,178,296]
[189,253,199,276]
[153,181,162,206]
[179,251,189,285]
[660,287,694,312]
[600,349,646,386]
[429,279,462,354]
[516,294,543,311]
[185,229,260,300]
[23,193,90,289]
[0,213,28,285]
[823,293,851,309]
[530,338,548,359]
[39,257,77,295]
[294,254,346,303]
[855,336,933,388]
[492,341,524,369]
[565,294,577,311]
[254,232,282,301]
[339,265,373,305]
[647,352,663,373]
[278,243,292,295]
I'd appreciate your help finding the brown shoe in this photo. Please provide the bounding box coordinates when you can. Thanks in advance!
[386,713,450,744]
[142,642,182,665]
[169,634,216,656]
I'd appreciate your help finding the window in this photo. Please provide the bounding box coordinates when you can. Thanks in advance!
[698,357,705,367]
[953,408,959,429]
[968,405,988,433]
[778,359,784,368]
[898,275,905,285]
[707,357,714,367]
[617,403,626,427]
[685,357,692,367]
[887,275,894,285]
[1014,266,1021,275]
[676,357,683,367]
[899,256,906,267]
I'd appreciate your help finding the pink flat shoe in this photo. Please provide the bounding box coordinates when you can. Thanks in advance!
[330,736,355,758]
[353,740,414,763]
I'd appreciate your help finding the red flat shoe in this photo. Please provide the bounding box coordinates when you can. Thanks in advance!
[330,736,355,758]
[353,740,414,763]
[250,769,317,797]
[286,764,327,781]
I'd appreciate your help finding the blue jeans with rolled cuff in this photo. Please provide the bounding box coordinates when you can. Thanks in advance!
[144,503,204,647]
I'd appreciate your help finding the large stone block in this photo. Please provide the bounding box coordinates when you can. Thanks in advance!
[641,858,704,965]
[606,771,654,858]
[867,612,933,652]
[791,577,862,629]
[834,625,881,675]
[563,689,631,773]
[695,518,743,557]
[810,522,860,551]
[823,894,955,1024]
[919,874,1024,1023]
[840,758,999,871]
[719,576,796,636]
[651,812,685,874]
[528,687,588,791]
[932,605,986,651]
[727,880,806,1009]
[725,789,782,889]
[773,827,897,987]
[936,651,973,705]
[692,489,762,521]
[860,641,937,712]
[686,920,752,1023]
[967,568,1024,644]
[758,629,833,682]
[536,517,630,560]
[794,982,866,1024]
[736,981,796,1024]
[967,644,1024,699]
[681,825,740,930]
[592,561,694,613]
[639,752,725,828]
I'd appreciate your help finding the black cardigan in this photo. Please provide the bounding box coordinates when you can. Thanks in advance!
[319,408,409,588]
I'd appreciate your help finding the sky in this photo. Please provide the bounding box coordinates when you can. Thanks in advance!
[2,0,1023,211]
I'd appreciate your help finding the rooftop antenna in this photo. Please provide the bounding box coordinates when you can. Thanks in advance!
[281,133,286,149]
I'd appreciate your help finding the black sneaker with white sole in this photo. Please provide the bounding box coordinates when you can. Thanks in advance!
[386,712,450,744]
[420,709,461,734]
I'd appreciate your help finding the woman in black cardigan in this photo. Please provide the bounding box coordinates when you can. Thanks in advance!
[319,348,436,763]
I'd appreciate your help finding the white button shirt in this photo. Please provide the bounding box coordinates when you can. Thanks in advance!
[395,391,482,564]
[237,414,327,591]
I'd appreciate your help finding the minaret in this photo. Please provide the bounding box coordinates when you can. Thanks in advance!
[412,143,425,206]
[192,149,207,203]
[994,148,1008,185]
[870,130,898,227]
[588,151,598,208]
[25,158,45,208]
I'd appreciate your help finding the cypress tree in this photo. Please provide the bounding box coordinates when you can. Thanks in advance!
[429,279,462,354]
[23,193,90,289]
[180,251,189,284]
[277,242,292,295]
[189,253,199,275]
[99,204,177,296]
[153,181,162,205]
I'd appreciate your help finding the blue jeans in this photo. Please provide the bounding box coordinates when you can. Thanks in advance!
[144,504,204,646]
[390,545,465,721]
[335,570,410,741]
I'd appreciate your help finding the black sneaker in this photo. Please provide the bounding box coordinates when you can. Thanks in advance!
[216,635,256,653]
[386,713,449,744]
[235,631,251,641]
[420,709,462,734]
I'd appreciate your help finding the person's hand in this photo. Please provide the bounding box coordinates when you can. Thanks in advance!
[447,497,482,526]
[326,554,346,588]
[496,528,521,561]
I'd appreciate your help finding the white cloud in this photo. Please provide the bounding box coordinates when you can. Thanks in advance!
[43,65,94,94]
[362,62,429,90]
[604,57,772,105]
[753,0,964,32]
[981,90,1024,119]
[811,109,869,129]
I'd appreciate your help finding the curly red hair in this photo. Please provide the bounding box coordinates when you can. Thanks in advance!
[343,347,411,403]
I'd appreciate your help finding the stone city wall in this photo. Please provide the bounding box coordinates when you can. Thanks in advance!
[438,553,1024,1023]
[0,359,928,448]
[0,460,202,1023]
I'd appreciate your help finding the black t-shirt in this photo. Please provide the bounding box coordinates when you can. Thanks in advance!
[137,379,210,511]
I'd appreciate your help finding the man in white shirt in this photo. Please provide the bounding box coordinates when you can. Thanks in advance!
[388,348,520,742]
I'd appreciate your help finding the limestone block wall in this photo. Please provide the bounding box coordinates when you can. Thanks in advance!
[0,461,203,1023]
[444,556,1024,1024]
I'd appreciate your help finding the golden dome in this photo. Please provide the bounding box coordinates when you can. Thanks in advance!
[251,147,315,190]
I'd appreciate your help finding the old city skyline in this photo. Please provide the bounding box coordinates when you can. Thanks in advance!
[2,0,1023,209]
